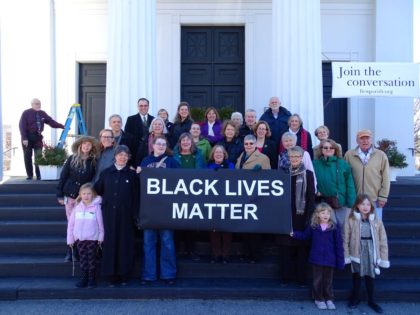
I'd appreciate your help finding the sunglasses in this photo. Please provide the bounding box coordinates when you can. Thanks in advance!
[322,146,334,150]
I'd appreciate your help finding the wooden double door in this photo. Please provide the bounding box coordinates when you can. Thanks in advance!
[181,26,245,112]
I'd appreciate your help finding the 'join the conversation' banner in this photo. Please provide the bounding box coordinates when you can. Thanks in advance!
[332,62,420,98]
[138,168,291,234]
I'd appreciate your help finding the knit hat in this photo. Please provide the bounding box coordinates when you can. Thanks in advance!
[71,136,99,155]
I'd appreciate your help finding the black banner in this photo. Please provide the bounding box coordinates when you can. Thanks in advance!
[138,168,291,234]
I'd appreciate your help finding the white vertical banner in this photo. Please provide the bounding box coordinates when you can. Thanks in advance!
[332,62,420,98]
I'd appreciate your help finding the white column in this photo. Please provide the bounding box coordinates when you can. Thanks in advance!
[106,0,157,123]
[374,0,414,175]
[272,0,323,136]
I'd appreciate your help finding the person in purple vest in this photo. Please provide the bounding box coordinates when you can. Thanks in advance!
[19,98,64,180]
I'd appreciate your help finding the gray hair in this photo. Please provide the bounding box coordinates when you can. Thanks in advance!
[281,132,297,144]
[149,117,168,134]
[108,114,122,124]
[287,146,304,156]
[245,108,257,114]
[231,112,244,124]
[244,134,256,143]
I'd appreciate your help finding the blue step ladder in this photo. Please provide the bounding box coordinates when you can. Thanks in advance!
[57,104,87,149]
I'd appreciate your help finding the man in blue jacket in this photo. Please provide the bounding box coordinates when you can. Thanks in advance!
[259,96,291,147]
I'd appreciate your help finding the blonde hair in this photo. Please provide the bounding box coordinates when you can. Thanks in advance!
[76,183,97,204]
[310,202,334,228]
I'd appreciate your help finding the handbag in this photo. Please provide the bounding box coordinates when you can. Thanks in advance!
[324,196,340,209]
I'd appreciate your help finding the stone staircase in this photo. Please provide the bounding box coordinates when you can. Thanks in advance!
[0,177,419,300]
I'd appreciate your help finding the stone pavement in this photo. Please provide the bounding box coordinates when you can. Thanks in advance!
[0,299,420,315]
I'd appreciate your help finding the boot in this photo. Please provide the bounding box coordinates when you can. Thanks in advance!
[88,270,97,288]
[365,276,384,313]
[64,246,72,262]
[76,270,88,288]
[348,273,361,308]
[72,245,80,262]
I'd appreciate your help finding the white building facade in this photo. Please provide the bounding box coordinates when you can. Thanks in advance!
[0,0,416,177]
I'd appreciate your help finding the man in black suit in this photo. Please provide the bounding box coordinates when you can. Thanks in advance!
[124,98,155,166]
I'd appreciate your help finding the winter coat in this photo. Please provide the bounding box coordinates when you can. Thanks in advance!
[258,138,278,169]
[67,196,104,245]
[313,156,356,208]
[140,154,180,169]
[94,164,139,276]
[195,138,212,162]
[235,150,271,170]
[169,118,193,148]
[293,223,345,269]
[217,137,244,165]
[344,211,390,270]
[344,147,390,202]
[172,146,206,169]
[259,107,291,146]
[57,155,96,199]
[207,160,235,170]
[200,120,224,145]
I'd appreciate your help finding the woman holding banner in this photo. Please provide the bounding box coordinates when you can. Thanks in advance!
[236,134,271,263]
[278,146,315,285]
[207,145,235,263]
[137,136,180,285]
[173,132,205,260]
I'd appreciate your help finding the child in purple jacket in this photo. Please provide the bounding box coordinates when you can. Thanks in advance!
[67,183,104,288]
[291,202,344,310]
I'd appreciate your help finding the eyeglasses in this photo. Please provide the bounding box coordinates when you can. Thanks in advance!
[139,105,149,108]
[101,136,114,139]
[244,142,255,146]
[322,146,334,150]
[289,155,302,159]
[154,142,167,147]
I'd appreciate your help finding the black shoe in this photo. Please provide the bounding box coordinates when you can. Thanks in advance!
[348,299,360,309]
[26,177,33,180]
[88,271,97,289]
[36,176,41,181]
[76,271,89,288]
[140,279,153,285]
[222,256,229,264]
[165,279,176,285]
[368,301,384,313]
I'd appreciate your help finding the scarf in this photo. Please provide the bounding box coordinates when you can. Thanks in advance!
[290,163,307,215]
[278,152,290,170]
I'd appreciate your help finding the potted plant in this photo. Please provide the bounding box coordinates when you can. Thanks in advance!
[376,139,408,181]
[35,144,68,180]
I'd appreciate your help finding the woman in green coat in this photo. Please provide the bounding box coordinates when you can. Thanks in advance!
[313,139,356,231]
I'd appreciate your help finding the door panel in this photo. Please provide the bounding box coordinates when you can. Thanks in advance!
[79,63,106,138]
[181,26,245,112]
[322,62,348,152]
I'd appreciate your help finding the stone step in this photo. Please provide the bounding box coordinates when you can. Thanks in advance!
[0,221,66,237]
[385,222,420,238]
[0,206,65,221]
[386,195,420,208]
[1,277,420,302]
[0,181,58,194]
[383,207,420,222]
[388,238,420,257]
[0,194,58,207]
[0,237,66,255]
[0,255,418,280]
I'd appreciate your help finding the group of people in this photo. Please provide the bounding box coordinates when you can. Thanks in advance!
[20,96,391,313]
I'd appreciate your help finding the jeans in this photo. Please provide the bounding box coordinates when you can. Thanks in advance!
[142,229,176,281]
[375,202,383,221]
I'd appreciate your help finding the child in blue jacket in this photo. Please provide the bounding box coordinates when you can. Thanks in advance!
[291,202,344,310]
